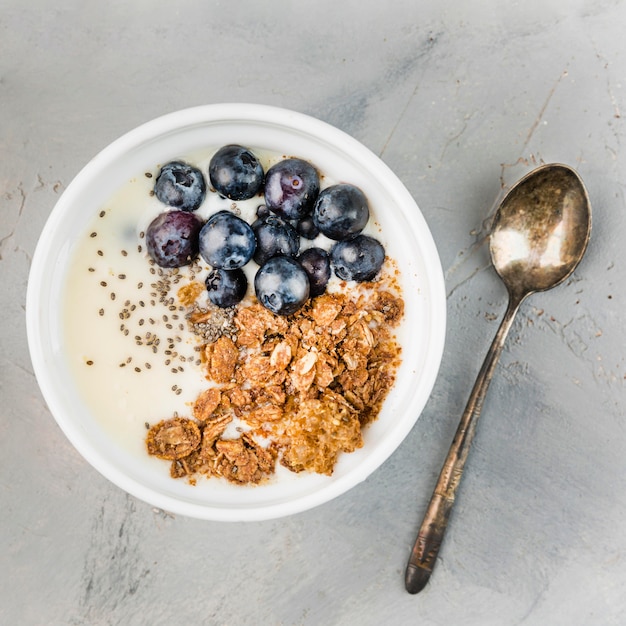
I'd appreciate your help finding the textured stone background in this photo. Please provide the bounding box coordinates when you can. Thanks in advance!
[2,1,626,624]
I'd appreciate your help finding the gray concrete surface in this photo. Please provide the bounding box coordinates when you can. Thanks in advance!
[3,1,626,624]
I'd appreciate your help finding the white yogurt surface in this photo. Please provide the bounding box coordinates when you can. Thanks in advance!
[63,148,387,457]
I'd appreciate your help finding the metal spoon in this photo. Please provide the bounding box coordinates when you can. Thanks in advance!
[405,163,591,594]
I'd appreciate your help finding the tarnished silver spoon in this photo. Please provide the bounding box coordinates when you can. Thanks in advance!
[405,163,591,594]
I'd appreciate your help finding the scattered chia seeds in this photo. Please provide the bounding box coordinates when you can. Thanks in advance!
[82,209,240,405]
[186,302,237,343]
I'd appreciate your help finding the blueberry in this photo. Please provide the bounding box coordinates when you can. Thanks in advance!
[297,247,331,297]
[254,256,310,316]
[154,161,206,212]
[264,158,320,220]
[252,215,300,266]
[145,210,203,268]
[296,216,319,240]
[209,145,264,201]
[205,267,248,308]
[313,183,369,241]
[256,204,270,219]
[199,211,256,269]
[330,234,385,282]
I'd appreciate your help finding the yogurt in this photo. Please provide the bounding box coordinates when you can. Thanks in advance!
[63,148,388,456]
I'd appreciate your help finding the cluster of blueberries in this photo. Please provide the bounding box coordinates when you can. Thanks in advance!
[145,145,386,316]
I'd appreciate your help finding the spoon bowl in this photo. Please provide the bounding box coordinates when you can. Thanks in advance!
[490,164,591,296]
[405,163,591,594]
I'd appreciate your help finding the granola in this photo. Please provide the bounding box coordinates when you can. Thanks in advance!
[146,269,404,485]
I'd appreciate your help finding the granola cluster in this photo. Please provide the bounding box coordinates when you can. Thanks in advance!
[146,277,404,485]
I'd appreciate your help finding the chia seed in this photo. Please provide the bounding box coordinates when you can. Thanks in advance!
[186,302,238,343]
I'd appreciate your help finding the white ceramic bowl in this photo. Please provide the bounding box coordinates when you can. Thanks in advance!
[26,104,446,521]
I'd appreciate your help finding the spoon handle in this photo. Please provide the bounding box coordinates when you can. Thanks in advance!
[405,292,524,594]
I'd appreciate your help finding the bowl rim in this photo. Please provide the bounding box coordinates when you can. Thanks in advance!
[26,103,447,521]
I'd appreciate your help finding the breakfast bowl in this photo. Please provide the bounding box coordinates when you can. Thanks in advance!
[26,103,446,521]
